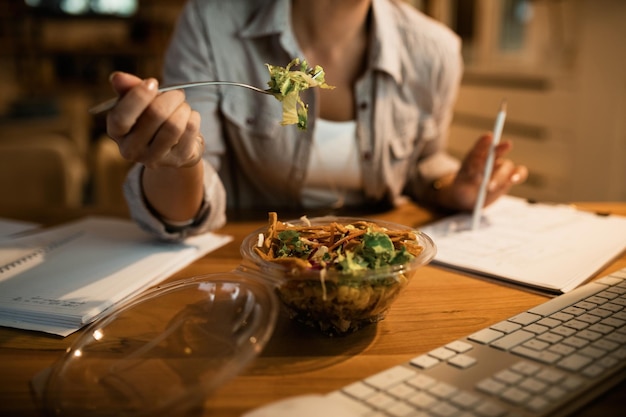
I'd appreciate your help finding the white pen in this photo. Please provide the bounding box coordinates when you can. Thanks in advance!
[471,100,507,230]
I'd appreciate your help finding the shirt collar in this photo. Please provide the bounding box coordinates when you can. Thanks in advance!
[239,0,403,83]
[239,0,301,60]
[370,0,403,84]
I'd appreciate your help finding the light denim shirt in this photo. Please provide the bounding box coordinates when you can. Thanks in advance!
[124,0,462,240]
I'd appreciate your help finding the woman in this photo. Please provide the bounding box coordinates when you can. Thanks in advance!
[106,0,527,240]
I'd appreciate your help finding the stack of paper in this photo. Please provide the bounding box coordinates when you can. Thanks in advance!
[421,196,626,294]
[0,217,232,336]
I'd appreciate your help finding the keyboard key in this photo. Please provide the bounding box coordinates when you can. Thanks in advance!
[366,391,396,409]
[407,374,437,390]
[536,332,563,343]
[522,339,550,351]
[544,386,567,400]
[576,313,601,324]
[491,321,522,334]
[473,401,507,417]
[410,354,439,370]
[386,401,415,417]
[582,364,606,378]
[518,377,548,394]
[365,366,415,389]
[551,312,575,321]
[524,323,549,334]
[448,354,477,369]
[561,376,584,391]
[536,317,562,328]
[551,325,577,337]
[563,319,589,331]
[343,381,375,399]
[562,306,587,316]
[476,378,506,395]
[491,330,534,350]
[445,340,473,353]
[429,347,456,360]
[547,343,575,356]
[562,335,589,348]
[510,361,541,375]
[500,386,531,405]
[536,368,565,384]
[494,369,523,385]
[407,391,437,409]
[509,312,541,325]
[557,353,593,372]
[450,391,480,409]
[527,396,551,412]
[428,382,458,399]
[387,383,416,400]
[429,400,460,417]
[511,345,561,364]
[469,328,504,344]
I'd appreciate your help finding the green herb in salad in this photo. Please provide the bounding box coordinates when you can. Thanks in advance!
[265,58,334,130]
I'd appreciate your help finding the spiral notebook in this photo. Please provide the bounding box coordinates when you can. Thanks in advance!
[421,196,626,294]
[0,217,232,336]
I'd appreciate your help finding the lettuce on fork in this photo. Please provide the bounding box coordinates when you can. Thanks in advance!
[265,58,334,130]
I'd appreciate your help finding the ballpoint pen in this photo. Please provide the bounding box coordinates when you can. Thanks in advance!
[471,100,507,230]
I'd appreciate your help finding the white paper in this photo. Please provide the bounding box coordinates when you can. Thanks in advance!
[0,217,233,336]
[421,196,626,294]
[0,218,39,239]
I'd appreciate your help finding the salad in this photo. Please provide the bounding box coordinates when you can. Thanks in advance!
[249,213,428,335]
[265,58,334,130]
[254,212,424,275]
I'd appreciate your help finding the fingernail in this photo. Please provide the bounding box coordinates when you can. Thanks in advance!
[511,173,521,184]
[108,71,118,82]
[488,180,498,192]
[144,78,158,91]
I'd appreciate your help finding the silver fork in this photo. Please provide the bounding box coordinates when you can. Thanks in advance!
[88,81,273,115]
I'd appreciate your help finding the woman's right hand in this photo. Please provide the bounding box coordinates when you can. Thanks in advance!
[105,71,204,169]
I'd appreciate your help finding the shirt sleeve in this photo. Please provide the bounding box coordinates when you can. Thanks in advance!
[123,161,226,242]
[410,28,464,201]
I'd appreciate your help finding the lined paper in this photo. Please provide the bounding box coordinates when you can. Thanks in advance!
[421,196,626,294]
[0,217,232,336]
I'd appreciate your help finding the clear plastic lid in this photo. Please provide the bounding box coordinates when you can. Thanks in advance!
[41,272,279,417]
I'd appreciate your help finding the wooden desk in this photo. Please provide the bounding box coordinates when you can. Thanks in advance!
[0,201,624,417]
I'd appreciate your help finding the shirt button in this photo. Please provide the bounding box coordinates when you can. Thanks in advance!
[359,102,368,110]
[246,117,255,125]
[362,151,372,161]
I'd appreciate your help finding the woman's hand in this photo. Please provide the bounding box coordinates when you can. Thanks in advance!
[106,71,204,169]
[104,71,206,223]
[436,133,528,211]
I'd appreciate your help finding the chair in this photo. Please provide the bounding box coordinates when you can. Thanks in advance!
[0,133,87,210]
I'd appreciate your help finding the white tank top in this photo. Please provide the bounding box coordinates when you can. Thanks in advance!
[301,119,364,209]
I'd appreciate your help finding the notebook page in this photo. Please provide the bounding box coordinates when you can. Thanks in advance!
[0,216,233,336]
[0,218,38,239]
[421,196,626,293]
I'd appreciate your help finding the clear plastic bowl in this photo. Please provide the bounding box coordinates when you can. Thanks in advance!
[40,274,278,417]
[240,216,436,336]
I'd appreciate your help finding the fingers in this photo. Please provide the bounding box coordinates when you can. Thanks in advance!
[459,133,492,181]
[109,71,144,95]
[105,72,203,169]
[449,133,528,211]
[483,150,528,206]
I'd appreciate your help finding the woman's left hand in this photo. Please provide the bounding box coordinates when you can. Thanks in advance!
[437,133,528,211]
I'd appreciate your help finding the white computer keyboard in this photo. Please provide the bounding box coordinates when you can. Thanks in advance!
[324,266,626,417]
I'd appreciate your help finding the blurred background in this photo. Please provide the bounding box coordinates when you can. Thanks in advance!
[0,0,624,220]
